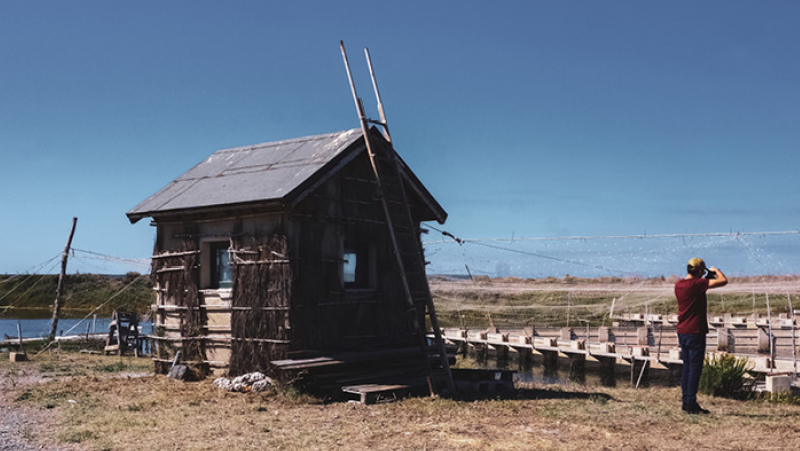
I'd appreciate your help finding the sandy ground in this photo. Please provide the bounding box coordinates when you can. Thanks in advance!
[0,363,84,451]
[3,350,800,450]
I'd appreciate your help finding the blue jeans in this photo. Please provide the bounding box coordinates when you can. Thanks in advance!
[678,333,706,406]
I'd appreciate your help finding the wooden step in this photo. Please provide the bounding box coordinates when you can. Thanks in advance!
[342,384,410,404]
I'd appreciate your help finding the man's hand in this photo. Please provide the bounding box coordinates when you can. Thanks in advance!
[708,266,728,288]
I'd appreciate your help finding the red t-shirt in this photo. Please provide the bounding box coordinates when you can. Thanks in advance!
[675,277,710,334]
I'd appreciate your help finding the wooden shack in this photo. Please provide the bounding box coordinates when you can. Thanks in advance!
[127,127,451,392]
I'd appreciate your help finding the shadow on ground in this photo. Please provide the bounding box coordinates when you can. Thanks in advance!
[451,387,612,402]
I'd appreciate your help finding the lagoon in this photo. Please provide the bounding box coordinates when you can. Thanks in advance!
[1,316,152,339]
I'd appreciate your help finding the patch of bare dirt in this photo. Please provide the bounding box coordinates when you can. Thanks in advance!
[0,365,85,451]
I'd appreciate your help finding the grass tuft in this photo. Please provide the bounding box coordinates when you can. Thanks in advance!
[699,353,754,399]
[60,430,97,443]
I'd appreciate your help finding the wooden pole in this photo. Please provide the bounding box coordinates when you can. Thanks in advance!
[340,41,450,395]
[17,321,24,354]
[364,47,391,143]
[635,359,648,389]
[788,291,797,379]
[566,292,571,328]
[766,291,774,372]
[49,217,78,341]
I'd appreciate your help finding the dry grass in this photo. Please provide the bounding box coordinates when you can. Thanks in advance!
[431,276,800,329]
[4,352,800,451]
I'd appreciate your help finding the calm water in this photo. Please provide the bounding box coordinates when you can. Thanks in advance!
[0,316,152,339]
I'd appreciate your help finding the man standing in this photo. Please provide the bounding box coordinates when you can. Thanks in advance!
[675,257,727,414]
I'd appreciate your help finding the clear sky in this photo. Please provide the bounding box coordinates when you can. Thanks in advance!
[2,1,799,278]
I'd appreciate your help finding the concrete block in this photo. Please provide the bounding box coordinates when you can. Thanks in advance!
[487,333,508,343]
[515,335,532,345]
[637,327,650,346]
[9,352,27,362]
[534,337,558,347]
[598,327,611,342]
[758,328,772,354]
[765,374,792,393]
[717,328,730,352]
[774,359,797,373]
[753,356,772,371]
[669,348,682,360]
[570,339,585,350]
[589,342,615,354]
[560,328,573,340]
[632,346,650,357]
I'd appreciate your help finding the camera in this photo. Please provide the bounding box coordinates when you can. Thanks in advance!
[705,270,717,280]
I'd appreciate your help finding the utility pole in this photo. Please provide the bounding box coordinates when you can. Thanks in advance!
[49,217,77,341]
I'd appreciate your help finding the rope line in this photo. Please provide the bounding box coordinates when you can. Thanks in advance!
[424,223,638,276]
[71,248,151,266]
[0,260,62,316]
[36,272,149,354]
[0,253,61,287]
[422,228,800,245]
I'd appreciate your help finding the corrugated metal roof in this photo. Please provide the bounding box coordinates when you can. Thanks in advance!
[127,129,364,223]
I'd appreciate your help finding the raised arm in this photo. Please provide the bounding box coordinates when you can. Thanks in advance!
[707,266,728,288]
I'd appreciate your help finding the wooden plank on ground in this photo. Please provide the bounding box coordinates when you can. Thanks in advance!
[342,384,410,404]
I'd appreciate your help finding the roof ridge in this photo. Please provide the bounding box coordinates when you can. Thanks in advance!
[216,128,362,154]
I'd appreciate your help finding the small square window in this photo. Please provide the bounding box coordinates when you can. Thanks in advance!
[343,251,357,283]
[343,242,371,288]
[210,242,232,289]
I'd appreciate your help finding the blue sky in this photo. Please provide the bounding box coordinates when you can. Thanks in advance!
[1,1,798,277]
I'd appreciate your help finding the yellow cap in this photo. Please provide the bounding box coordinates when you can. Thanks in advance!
[687,258,706,270]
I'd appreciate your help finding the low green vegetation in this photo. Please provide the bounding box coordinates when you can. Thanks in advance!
[699,353,754,399]
[0,272,154,316]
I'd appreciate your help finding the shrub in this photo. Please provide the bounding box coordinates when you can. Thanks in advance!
[699,353,754,399]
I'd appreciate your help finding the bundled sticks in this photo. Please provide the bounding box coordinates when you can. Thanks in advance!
[229,235,292,376]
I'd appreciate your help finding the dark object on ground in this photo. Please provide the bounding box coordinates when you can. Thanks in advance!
[167,364,188,381]
[683,402,710,414]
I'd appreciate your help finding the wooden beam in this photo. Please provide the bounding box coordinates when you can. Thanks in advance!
[49,217,77,341]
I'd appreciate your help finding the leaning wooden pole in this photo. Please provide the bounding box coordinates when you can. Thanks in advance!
[364,47,391,143]
[340,41,454,395]
[48,217,78,340]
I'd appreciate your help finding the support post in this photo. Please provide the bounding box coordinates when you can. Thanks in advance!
[49,217,78,341]
[766,292,774,371]
[17,322,24,354]
[637,327,650,346]
[788,291,797,379]
[717,328,730,352]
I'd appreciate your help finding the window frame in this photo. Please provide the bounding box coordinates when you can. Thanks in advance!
[200,239,233,290]
[342,240,375,290]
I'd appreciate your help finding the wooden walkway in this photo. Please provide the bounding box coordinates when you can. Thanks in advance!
[433,313,800,380]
